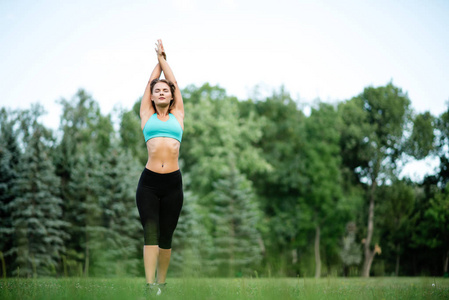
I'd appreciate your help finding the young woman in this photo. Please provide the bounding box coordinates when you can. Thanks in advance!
[136,39,184,294]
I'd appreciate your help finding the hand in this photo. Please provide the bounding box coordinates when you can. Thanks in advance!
[155,39,167,60]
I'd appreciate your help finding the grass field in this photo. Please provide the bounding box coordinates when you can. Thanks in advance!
[0,277,448,300]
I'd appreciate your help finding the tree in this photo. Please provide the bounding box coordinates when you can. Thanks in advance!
[53,89,116,276]
[96,144,142,276]
[407,112,435,160]
[53,89,113,206]
[435,104,449,187]
[239,87,307,274]
[6,105,68,277]
[210,161,262,276]
[66,144,104,276]
[300,103,344,278]
[424,184,449,276]
[377,180,415,276]
[171,182,214,276]
[119,100,147,165]
[181,84,270,196]
[0,108,21,276]
[179,84,268,276]
[338,83,412,277]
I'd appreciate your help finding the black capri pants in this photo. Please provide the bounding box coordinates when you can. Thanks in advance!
[136,168,183,249]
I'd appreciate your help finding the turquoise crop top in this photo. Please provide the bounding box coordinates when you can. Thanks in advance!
[143,113,183,143]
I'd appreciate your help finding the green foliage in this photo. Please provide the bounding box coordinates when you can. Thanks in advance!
[419,183,449,249]
[5,105,68,277]
[170,187,214,276]
[181,84,270,197]
[340,82,412,182]
[0,108,21,276]
[435,105,449,187]
[95,144,142,276]
[209,163,263,276]
[119,102,147,165]
[407,112,435,159]
[0,83,447,278]
[241,88,307,260]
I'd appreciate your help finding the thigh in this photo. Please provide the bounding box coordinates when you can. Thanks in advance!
[136,185,160,227]
[159,186,184,235]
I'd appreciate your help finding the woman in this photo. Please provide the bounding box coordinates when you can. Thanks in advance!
[136,39,184,294]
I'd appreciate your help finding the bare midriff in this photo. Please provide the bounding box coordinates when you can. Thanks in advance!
[145,137,181,173]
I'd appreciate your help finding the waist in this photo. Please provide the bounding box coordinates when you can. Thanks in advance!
[145,160,179,174]
[138,167,182,189]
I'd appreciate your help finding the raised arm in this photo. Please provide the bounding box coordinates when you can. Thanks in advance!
[140,63,161,127]
[156,40,184,118]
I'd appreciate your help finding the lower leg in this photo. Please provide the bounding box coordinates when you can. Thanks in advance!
[156,248,172,284]
[143,245,159,283]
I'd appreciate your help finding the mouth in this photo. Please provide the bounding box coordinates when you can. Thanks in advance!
[159,97,165,100]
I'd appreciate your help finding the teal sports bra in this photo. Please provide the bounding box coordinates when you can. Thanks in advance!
[143,113,183,143]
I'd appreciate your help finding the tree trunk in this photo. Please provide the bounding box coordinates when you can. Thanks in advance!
[362,179,377,277]
[314,225,321,278]
[395,244,400,276]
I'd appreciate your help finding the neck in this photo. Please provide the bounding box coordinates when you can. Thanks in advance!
[156,107,170,116]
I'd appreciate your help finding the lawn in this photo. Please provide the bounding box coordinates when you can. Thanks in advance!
[0,277,448,299]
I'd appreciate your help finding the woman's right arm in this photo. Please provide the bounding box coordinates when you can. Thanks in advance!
[140,63,161,127]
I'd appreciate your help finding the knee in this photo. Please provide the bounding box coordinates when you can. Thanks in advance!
[158,235,173,249]
[143,222,158,245]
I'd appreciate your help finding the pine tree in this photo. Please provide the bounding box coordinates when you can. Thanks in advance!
[210,162,263,276]
[0,108,21,276]
[7,109,68,277]
[66,145,103,277]
[96,144,142,276]
[171,185,214,276]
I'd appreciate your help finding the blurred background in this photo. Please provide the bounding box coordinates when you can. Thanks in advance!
[0,0,448,278]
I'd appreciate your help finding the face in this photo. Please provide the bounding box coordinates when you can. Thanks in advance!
[152,82,173,106]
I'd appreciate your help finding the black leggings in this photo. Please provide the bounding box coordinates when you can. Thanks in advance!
[136,168,183,249]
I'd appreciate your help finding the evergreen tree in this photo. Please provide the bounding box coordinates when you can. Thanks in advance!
[96,144,142,276]
[6,105,68,277]
[0,108,21,276]
[210,161,263,276]
[171,175,214,276]
[66,145,103,277]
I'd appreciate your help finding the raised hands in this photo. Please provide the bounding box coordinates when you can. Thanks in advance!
[155,39,167,61]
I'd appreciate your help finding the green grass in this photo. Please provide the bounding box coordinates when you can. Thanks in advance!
[0,277,448,300]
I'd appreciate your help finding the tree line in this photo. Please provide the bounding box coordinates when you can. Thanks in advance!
[0,82,448,278]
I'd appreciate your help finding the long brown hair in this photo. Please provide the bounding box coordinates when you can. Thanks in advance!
[150,79,176,113]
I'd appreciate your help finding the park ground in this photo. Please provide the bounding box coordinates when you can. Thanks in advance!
[0,277,448,299]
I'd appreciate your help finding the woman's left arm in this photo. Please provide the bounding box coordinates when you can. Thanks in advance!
[156,40,184,119]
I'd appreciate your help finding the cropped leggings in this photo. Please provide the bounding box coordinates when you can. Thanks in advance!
[136,168,183,249]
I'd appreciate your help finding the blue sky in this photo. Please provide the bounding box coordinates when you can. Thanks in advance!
[1,0,448,179]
